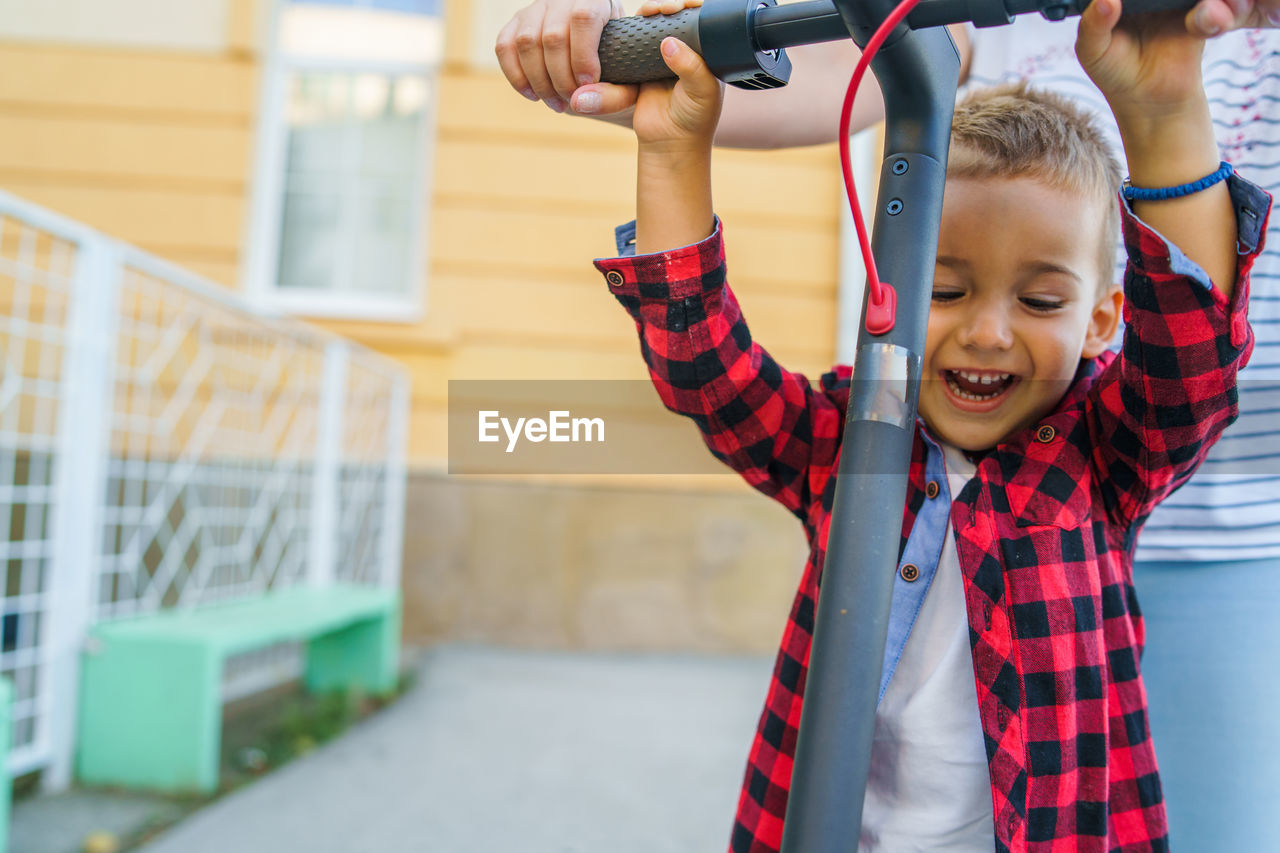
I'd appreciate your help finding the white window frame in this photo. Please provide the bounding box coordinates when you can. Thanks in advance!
[243,0,439,323]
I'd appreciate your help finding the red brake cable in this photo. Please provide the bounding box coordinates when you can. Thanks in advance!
[839,0,928,335]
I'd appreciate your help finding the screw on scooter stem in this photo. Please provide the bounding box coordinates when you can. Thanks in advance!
[598,0,792,88]
[598,0,1197,85]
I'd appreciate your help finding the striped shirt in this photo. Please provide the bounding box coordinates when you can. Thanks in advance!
[967,22,1280,560]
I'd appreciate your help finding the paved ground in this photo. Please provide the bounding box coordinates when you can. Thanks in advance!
[11,789,188,853]
[101,645,772,853]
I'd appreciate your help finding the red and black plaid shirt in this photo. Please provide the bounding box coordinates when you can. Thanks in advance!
[594,178,1268,853]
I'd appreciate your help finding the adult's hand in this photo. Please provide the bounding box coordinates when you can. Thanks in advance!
[492,0,954,147]
[495,0,633,115]
[1185,0,1280,36]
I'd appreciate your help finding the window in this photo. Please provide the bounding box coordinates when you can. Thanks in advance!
[246,0,444,320]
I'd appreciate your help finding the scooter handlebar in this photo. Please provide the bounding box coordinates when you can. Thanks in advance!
[598,7,702,84]
[597,0,1198,85]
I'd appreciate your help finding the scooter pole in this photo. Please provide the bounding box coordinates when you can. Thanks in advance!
[596,1,1192,849]
[774,14,959,853]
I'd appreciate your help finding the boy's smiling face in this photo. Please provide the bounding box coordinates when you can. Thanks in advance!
[918,175,1124,452]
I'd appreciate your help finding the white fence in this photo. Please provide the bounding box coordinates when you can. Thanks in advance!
[0,190,409,789]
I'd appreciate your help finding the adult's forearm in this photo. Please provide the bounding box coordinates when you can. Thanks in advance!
[711,25,971,149]
[712,41,872,148]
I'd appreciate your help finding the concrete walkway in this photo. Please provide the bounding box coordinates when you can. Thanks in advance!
[136,645,772,853]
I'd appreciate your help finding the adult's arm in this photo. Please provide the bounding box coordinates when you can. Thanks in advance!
[495,0,971,147]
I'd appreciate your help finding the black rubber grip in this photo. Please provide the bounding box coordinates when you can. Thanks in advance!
[599,9,702,83]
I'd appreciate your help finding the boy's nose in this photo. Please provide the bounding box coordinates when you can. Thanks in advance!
[958,308,1014,351]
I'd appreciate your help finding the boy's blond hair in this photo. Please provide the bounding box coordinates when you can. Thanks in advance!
[948,82,1123,289]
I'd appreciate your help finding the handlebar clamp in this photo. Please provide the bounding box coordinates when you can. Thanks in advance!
[701,0,793,89]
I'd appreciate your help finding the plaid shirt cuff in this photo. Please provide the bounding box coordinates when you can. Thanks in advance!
[593,217,725,301]
[1120,173,1270,347]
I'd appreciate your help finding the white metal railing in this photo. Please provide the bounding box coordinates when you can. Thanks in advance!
[0,190,409,789]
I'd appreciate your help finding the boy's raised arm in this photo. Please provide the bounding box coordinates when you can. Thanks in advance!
[594,36,850,521]
[1076,0,1236,292]
[1073,0,1268,526]
[631,37,721,252]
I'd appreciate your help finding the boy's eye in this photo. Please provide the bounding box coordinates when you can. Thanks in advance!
[1021,296,1065,312]
[931,289,963,302]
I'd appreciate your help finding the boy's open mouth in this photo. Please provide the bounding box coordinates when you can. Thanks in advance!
[943,370,1016,404]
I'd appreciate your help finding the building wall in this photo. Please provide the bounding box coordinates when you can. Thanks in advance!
[322,0,847,466]
[0,0,846,465]
[0,0,848,652]
[0,0,258,287]
[403,471,810,653]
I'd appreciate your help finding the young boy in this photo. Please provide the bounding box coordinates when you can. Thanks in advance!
[592,2,1269,851]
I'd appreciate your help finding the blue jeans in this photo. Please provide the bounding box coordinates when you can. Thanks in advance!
[1133,558,1280,850]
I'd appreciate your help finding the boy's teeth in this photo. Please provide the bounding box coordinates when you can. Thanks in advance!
[946,370,1013,401]
[959,371,1010,385]
[950,384,989,401]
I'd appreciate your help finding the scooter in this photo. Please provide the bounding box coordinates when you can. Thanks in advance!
[595,0,1192,849]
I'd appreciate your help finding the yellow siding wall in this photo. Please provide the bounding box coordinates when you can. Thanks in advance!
[0,34,257,288]
[0,0,845,469]
[325,0,845,465]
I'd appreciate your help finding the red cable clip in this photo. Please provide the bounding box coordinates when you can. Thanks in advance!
[864,282,896,336]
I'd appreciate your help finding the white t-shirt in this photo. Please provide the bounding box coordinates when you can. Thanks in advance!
[859,445,993,853]
[965,22,1280,561]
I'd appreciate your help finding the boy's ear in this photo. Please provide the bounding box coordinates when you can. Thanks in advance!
[1082,283,1123,359]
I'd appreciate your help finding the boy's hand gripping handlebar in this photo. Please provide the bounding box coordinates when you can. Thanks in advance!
[597,1,1195,851]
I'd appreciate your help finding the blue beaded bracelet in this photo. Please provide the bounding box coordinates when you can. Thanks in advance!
[1122,161,1233,201]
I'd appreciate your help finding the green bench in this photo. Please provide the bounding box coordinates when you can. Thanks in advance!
[76,584,400,793]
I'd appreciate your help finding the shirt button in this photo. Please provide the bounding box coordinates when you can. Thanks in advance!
[605,270,625,287]
[900,563,920,582]
[1036,424,1056,443]
[925,480,940,499]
